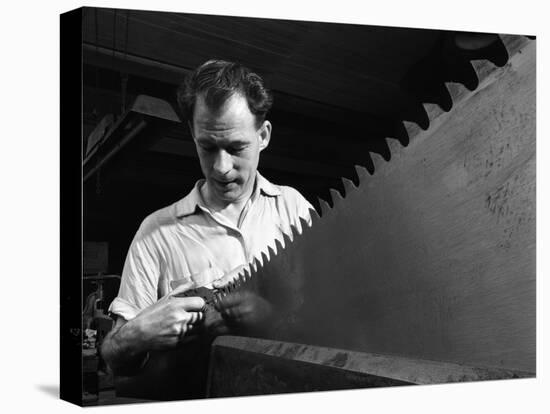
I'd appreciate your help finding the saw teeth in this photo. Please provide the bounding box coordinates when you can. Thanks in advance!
[402,120,422,141]
[481,35,508,67]
[253,256,262,273]
[261,251,270,267]
[341,177,356,196]
[363,152,375,175]
[392,121,409,146]
[385,138,403,160]
[249,259,257,274]
[329,188,344,207]
[462,61,479,91]
[318,197,332,217]
[445,81,469,105]
[247,260,256,275]
[354,164,370,181]
[423,102,445,123]
[444,57,478,91]
[309,207,321,225]
[410,100,430,130]
[290,222,302,239]
[437,82,453,112]
[268,245,277,258]
[471,59,498,85]
[274,238,284,255]
[282,230,293,247]
[380,138,392,161]
[299,217,310,234]
[370,151,387,174]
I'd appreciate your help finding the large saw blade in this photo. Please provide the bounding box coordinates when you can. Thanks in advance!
[215,34,535,373]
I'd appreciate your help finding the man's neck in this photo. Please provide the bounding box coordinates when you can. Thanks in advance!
[201,181,255,227]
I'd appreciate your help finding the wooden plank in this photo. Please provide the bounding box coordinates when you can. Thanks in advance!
[285,39,535,372]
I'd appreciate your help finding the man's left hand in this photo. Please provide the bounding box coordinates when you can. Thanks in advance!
[215,290,274,332]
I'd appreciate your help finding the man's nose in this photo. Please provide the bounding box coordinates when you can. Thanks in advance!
[213,149,232,175]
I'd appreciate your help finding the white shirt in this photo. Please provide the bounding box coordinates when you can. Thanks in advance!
[109,172,313,320]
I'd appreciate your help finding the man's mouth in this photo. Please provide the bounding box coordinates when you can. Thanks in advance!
[213,178,237,187]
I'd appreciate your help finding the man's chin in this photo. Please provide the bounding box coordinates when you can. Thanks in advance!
[211,181,241,201]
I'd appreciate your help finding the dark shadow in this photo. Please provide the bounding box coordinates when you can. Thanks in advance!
[36,384,59,399]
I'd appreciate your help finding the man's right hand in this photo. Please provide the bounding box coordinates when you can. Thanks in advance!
[127,292,206,351]
[129,280,207,351]
[101,281,206,375]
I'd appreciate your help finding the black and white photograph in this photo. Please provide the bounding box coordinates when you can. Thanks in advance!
[58,5,538,406]
[5,1,546,412]
[59,4,540,406]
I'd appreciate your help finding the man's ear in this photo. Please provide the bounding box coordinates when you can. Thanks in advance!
[258,120,271,152]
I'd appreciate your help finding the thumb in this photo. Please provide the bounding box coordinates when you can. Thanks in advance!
[213,265,245,289]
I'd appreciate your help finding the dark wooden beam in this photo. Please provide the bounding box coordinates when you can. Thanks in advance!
[83,44,394,129]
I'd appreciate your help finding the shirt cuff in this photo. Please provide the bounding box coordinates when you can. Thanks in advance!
[108,297,141,321]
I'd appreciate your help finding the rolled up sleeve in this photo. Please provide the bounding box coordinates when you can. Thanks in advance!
[108,219,162,320]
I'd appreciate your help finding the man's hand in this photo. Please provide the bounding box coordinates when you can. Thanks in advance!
[215,290,274,332]
[101,281,206,375]
[211,265,274,333]
[128,281,206,351]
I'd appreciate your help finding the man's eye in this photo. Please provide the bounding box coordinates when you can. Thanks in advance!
[229,146,247,155]
[200,145,216,153]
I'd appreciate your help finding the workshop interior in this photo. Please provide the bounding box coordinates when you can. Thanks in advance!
[65,6,535,406]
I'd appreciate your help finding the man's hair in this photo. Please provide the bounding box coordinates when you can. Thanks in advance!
[177,59,273,128]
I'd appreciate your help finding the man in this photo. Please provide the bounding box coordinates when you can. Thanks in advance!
[101,60,313,390]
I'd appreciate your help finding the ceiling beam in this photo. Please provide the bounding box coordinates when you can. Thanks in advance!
[82,43,392,128]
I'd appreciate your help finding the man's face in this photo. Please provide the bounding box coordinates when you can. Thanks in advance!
[191,93,271,206]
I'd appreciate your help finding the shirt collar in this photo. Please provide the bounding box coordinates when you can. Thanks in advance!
[256,171,281,197]
[175,172,280,218]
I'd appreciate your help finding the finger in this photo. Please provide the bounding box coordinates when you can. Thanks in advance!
[212,265,245,288]
[171,296,206,311]
[179,320,188,340]
[178,320,199,342]
[187,311,203,324]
